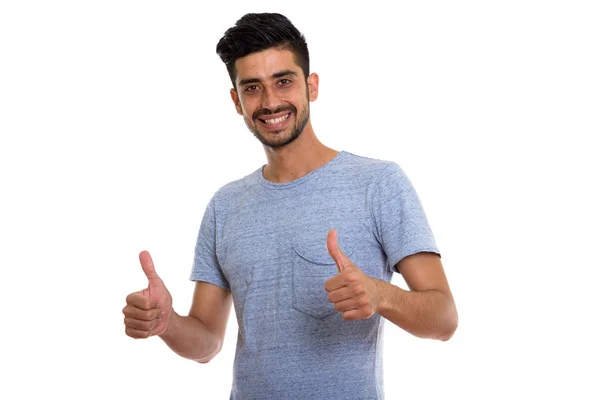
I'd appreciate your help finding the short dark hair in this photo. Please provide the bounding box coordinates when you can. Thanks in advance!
[216,13,310,87]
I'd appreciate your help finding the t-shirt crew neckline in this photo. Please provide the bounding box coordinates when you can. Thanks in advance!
[255,150,347,190]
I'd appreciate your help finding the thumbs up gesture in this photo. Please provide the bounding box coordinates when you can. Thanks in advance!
[324,230,381,321]
[123,251,173,338]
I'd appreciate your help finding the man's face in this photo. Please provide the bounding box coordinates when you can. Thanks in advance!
[230,48,318,149]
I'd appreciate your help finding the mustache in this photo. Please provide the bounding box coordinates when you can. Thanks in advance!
[253,105,296,121]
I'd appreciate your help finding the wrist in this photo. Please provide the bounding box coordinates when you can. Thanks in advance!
[158,307,176,339]
[372,278,386,315]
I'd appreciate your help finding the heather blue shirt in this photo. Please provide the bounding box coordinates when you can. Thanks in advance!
[190,151,439,399]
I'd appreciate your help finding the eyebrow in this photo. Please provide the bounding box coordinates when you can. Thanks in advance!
[239,70,298,86]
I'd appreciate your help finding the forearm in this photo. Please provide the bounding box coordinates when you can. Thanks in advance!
[374,279,458,341]
[158,309,222,363]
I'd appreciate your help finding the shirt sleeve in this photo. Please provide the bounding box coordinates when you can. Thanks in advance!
[189,196,230,290]
[369,162,440,273]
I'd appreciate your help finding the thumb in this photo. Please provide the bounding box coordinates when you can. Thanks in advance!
[326,230,352,273]
[139,250,163,290]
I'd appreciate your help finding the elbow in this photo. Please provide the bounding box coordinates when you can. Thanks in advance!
[437,326,457,342]
[195,351,221,364]
[438,330,455,342]
[194,338,224,364]
[438,308,459,342]
[195,352,216,364]
[194,351,218,364]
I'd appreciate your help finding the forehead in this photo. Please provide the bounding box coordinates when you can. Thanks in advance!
[234,48,301,84]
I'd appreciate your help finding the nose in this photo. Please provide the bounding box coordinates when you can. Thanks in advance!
[261,86,280,111]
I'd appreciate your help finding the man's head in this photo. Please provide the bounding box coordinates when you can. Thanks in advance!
[216,13,318,149]
[216,13,309,87]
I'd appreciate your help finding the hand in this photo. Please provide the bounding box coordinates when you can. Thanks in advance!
[123,251,173,338]
[324,230,381,320]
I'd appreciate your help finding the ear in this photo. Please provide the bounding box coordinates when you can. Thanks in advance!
[307,73,319,102]
[230,88,243,115]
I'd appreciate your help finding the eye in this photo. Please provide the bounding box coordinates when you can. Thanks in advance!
[278,78,292,85]
[244,84,259,92]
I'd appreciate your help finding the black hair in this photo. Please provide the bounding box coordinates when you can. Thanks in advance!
[216,13,310,87]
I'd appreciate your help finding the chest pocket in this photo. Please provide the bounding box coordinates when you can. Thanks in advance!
[291,228,360,319]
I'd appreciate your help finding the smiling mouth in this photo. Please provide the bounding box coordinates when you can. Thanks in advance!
[258,113,291,125]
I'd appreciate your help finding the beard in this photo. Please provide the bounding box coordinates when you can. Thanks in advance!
[245,102,310,149]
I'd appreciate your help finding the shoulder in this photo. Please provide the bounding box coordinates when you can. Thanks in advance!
[207,167,261,210]
[337,152,420,203]
[337,151,406,183]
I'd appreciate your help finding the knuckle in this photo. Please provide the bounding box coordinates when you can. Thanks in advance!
[361,306,373,317]
[126,292,140,304]
[351,285,363,295]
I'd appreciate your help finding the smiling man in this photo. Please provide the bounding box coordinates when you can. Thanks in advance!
[237,64,310,149]
[123,12,458,400]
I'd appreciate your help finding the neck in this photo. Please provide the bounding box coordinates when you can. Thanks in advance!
[261,123,339,183]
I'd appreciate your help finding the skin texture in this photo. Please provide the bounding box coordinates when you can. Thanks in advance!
[123,47,458,363]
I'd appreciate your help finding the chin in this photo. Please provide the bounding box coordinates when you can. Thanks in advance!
[256,130,300,149]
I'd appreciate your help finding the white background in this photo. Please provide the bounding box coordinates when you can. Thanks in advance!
[1,1,599,399]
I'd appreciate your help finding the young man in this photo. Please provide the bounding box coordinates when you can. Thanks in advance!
[123,13,458,399]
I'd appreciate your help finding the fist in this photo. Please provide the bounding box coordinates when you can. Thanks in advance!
[123,251,173,338]
[324,230,380,320]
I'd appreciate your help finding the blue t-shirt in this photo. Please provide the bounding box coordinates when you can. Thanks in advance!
[190,151,439,399]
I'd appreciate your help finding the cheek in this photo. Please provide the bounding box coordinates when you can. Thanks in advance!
[240,98,259,115]
[237,102,251,118]
[288,94,306,110]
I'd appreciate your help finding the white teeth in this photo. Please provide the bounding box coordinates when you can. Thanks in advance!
[264,114,289,124]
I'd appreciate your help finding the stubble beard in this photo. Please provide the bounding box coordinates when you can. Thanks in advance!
[246,103,310,149]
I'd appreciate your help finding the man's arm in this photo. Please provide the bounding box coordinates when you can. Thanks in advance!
[325,231,458,341]
[159,281,232,363]
[374,252,458,341]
